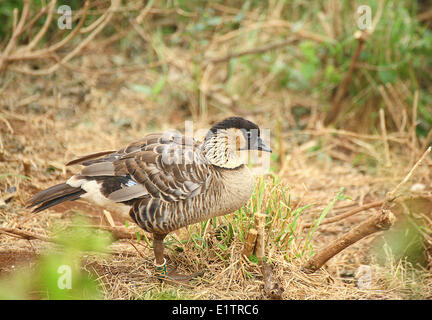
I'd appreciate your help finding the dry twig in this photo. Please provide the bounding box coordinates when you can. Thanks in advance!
[205,38,298,65]
[254,213,265,262]
[303,147,432,273]
[302,200,383,229]
[0,224,140,243]
[242,228,257,257]
[325,31,369,125]
[303,208,395,273]
[380,108,391,167]
[0,0,120,75]
[0,226,51,242]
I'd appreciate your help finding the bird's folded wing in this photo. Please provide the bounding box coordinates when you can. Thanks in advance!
[68,132,211,202]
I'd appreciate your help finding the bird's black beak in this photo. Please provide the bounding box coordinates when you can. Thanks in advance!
[239,129,272,153]
[257,136,272,153]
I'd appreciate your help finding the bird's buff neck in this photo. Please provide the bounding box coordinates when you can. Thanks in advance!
[201,131,244,169]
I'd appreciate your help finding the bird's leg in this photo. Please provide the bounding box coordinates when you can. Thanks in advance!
[153,233,168,279]
[152,233,204,282]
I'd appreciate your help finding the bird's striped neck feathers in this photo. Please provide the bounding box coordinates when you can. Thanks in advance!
[201,128,247,169]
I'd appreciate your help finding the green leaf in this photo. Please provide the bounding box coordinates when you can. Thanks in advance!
[217,242,228,251]
[300,41,320,64]
[131,84,152,95]
[152,76,166,96]
[248,254,259,264]
[311,187,345,236]
[234,12,244,23]
[324,64,341,84]
[207,16,222,26]
[378,70,397,83]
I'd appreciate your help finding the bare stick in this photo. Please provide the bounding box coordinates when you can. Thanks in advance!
[0,226,53,242]
[129,17,151,42]
[12,8,18,34]
[410,90,419,166]
[0,0,118,74]
[378,85,401,131]
[20,6,47,36]
[41,1,90,54]
[303,208,395,273]
[379,108,391,167]
[325,31,368,125]
[254,213,266,262]
[206,38,297,64]
[387,146,431,200]
[24,0,56,52]
[213,20,333,45]
[421,129,432,154]
[303,147,431,273]
[10,2,90,61]
[243,228,258,257]
[135,0,154,24]
[128,240,147,260]
[0,224,139,243]
[290,128,407,144]
[0,0,30,70]
[27,0,120,75]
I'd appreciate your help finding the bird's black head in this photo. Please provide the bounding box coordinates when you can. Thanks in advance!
[207,117,272,153]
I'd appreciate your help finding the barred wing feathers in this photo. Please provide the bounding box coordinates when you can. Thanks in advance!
[68,132,212,204]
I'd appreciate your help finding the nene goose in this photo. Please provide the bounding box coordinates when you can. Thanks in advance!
[27,116,272,281]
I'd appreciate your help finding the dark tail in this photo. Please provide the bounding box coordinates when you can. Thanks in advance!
[26,183,86,213]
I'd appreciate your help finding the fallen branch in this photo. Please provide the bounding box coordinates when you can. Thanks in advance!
[303,147,432,273]
[303,207,395,273]
[0,226,52,242]
[0,224,140,243]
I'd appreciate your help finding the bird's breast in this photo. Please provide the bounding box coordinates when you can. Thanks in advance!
[212,165,255,216]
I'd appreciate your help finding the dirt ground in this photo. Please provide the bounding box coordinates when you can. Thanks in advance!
[1,45,432,300]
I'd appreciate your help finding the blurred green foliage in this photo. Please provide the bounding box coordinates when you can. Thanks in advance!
[0,0,90,41]
[374,217,428,267]
[0,217,112,300]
